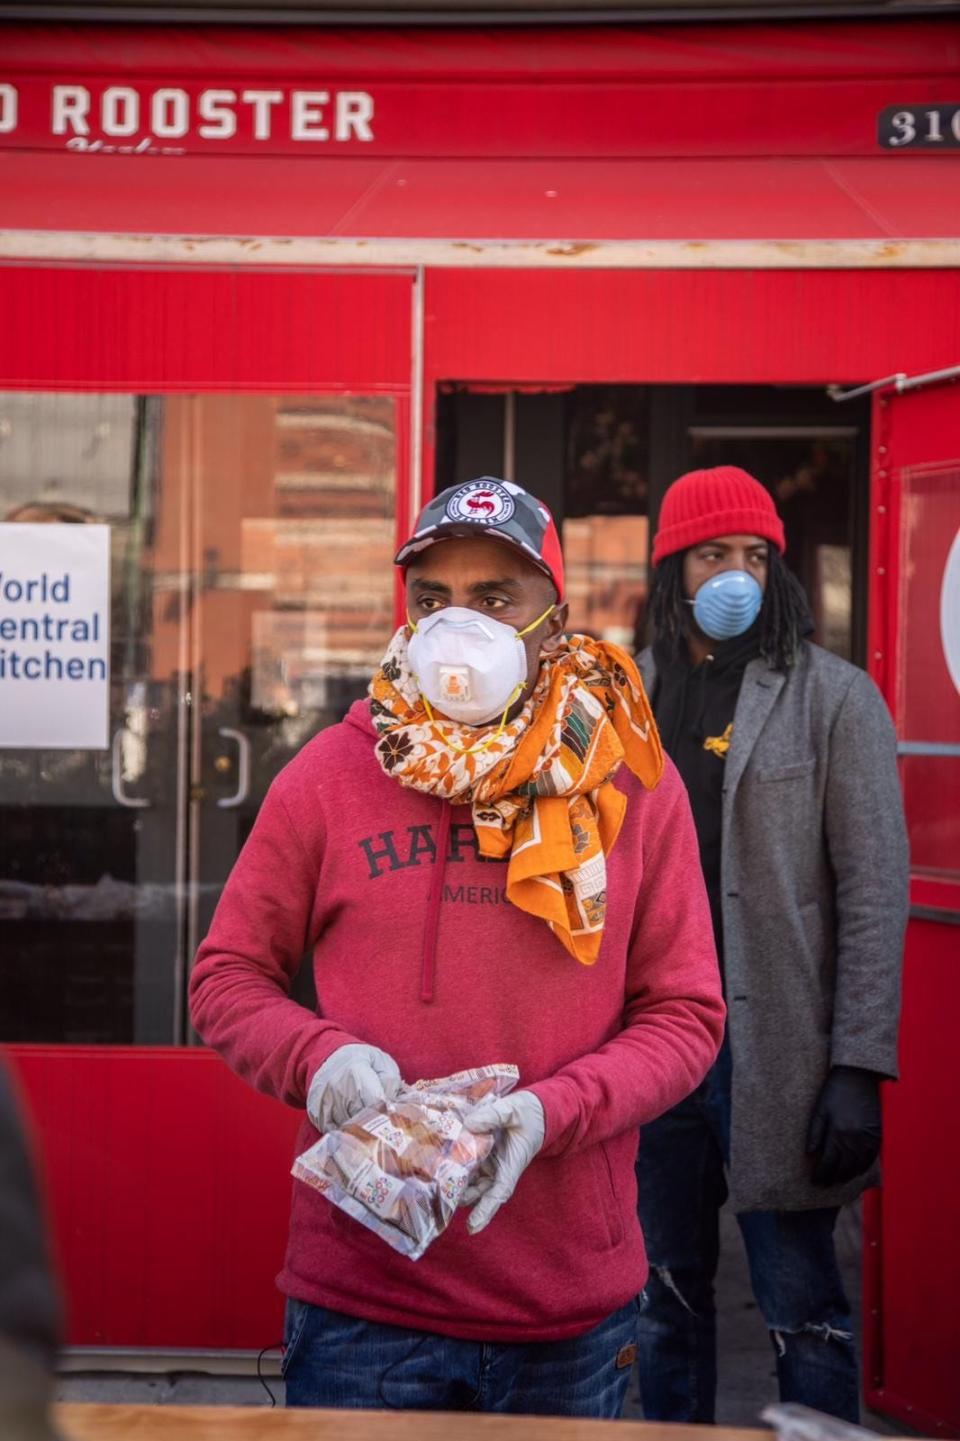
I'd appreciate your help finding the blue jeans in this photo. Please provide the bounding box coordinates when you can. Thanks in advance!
[282,1297,641,1415]
[635,1043,859,1424]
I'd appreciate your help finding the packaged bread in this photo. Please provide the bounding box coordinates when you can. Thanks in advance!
[292,1063,519,1260]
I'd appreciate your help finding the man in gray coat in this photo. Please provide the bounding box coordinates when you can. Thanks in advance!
[634,466,908,1424]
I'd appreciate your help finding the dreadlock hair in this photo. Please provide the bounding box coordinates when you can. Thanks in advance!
[645,546,812,673]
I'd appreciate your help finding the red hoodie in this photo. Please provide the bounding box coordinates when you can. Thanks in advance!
[190,699,724,1342]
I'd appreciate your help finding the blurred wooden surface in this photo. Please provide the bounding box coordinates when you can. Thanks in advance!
[57,1404,767,1440]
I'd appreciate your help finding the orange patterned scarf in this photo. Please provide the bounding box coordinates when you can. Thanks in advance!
[369,628,663,964]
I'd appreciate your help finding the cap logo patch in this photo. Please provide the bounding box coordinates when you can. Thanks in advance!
[445,480,516,528]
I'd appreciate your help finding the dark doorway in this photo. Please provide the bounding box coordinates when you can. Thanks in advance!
[435,384,870,664]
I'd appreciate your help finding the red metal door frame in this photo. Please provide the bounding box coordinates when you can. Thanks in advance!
[862,378,960,1437]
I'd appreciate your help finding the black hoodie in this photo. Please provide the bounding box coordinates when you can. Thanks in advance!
[651,625,762,970]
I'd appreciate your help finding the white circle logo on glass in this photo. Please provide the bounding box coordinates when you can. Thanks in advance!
[445,481,516,528]
[941,527,960,697]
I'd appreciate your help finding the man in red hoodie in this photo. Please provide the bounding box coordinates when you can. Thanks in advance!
[190,477,724,1416]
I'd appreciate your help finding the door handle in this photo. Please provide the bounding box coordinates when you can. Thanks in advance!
[111,729,150,809]
[216,727,250,809]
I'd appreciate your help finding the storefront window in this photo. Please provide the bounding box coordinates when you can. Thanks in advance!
[562,387,650,645]
[0,391,175,1044]
[185,394,398,995]
[563,516,649,647]
[896,462,960,883]
[0,390,398,1044]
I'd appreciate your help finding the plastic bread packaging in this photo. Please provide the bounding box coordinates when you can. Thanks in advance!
[292,1063,519,1260]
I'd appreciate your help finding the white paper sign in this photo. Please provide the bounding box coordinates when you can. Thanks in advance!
[0,523,111,749]
[941,528,960,698]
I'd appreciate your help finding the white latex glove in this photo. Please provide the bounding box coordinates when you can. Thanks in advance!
[306,1043,402,1132]
[461,1090,546,1235]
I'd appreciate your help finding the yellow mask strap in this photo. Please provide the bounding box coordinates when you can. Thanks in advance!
[515,602,555,639]
[421,684,524,755]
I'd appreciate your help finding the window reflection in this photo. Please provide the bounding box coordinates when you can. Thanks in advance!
[562,387,650,642]
[0,390,399,1044]
[0,391,173,1045]
[185,393,395,737]
[565,388,648,517]
[896,463,960,883]
[564,516,649,647]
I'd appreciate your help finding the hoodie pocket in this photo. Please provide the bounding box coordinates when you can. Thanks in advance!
[591,1142,625,1250]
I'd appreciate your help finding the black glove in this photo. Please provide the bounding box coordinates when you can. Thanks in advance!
[806,1066,882,1188]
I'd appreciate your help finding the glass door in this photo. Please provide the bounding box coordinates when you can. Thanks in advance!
[0,391,187,1044]
[0,389,401,1046]
[184,393,399,993]
[892,452,960,891]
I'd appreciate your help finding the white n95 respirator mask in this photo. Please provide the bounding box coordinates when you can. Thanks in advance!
[407,605,553,726]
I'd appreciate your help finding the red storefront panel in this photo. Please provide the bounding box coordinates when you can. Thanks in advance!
[10,1049,301,1349]
[868,919,960,1436]
[423,270,960,387]
[2,152,958,244]
[0,267,412,394]
[864,380,960,1435]
[1,20,957,160]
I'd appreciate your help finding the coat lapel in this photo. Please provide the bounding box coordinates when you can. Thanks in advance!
[724,658,786,797]
[637,646,784,796]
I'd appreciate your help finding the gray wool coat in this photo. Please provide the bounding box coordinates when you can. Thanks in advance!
[638,642,909,1213]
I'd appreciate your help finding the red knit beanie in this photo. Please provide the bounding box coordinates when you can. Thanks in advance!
[652,466,786,566]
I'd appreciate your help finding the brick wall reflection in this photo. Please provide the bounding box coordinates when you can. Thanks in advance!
[150,394,396,717]
[564,514,648,647]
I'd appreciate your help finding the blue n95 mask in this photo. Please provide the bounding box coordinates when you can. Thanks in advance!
[690,570,763,641]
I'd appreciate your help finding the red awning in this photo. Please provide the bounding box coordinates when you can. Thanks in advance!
[2,151,957,244]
